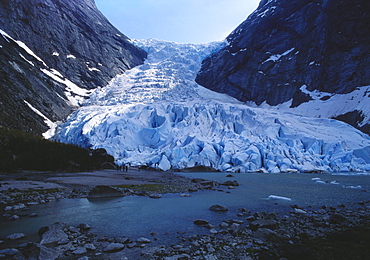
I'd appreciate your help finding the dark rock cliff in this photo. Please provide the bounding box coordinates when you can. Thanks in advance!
[196,0,370,133]
[0,0,146,135]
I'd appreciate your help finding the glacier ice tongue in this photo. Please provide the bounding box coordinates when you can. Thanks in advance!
[54,39,370,173]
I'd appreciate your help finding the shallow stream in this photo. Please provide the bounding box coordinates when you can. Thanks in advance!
[1,172,370,244]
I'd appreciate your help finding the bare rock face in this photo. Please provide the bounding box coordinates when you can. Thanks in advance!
[0,0,146,135]
[196,0,370,134]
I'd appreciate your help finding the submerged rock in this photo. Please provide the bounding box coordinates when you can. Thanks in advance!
[194,219,209,226]
[78,223,91,231]
[221,180,239,186]
[6,233,25,240]
[149,194,163,199]
[0,248,18,256]
[209,204,228,212]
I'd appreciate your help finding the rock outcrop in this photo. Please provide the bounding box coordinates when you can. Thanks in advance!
[196,0,370,134]
[0,0,146,135]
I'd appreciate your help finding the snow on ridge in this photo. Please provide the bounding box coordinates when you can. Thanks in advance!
[54,39,370,173]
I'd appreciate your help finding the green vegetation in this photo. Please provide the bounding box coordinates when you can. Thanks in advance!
[0,127,115,172]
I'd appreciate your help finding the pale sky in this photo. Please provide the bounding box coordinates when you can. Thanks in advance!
[95,0,261,43]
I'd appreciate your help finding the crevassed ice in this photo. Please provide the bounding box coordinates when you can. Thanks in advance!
[54,39,370,173]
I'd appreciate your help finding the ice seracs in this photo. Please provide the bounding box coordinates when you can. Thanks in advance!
[54,39,370,173]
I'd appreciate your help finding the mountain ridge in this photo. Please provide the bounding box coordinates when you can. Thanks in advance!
[0,0,146,135]
[196,0,370,134]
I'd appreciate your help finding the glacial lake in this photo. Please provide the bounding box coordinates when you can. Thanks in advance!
[1,172,370,244]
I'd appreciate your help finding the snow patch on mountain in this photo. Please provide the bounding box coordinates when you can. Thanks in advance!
[1,28,90,108]
[259,85,370,128]
[23,100,57,138]
[54,39,370,173]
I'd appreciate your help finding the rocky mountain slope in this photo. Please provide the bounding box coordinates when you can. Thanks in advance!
[0,0,146,135]
[196,0,370,134]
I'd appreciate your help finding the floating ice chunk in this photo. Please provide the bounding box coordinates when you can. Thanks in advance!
[268,195,292,201]
[344,185,362,189]
[311,177,321,181]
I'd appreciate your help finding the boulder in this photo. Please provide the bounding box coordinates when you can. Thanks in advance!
[103,243,125,252]
[230,223,242,236]
[294,208,307,214]
[250,219,279,231]
[88,185,123,198]
[137,237,151,244]
[84,243,96,251]
[253,228,278,241]
[72,247,87,255]
[39,222,69,245]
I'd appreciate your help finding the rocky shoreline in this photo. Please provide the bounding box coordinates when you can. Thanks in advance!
[1,200,370,259]
[1,171,370,259]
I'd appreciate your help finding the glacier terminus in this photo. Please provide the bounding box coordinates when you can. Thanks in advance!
[54,39,370,173]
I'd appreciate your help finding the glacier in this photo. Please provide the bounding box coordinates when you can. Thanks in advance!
[54,39,370,173]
